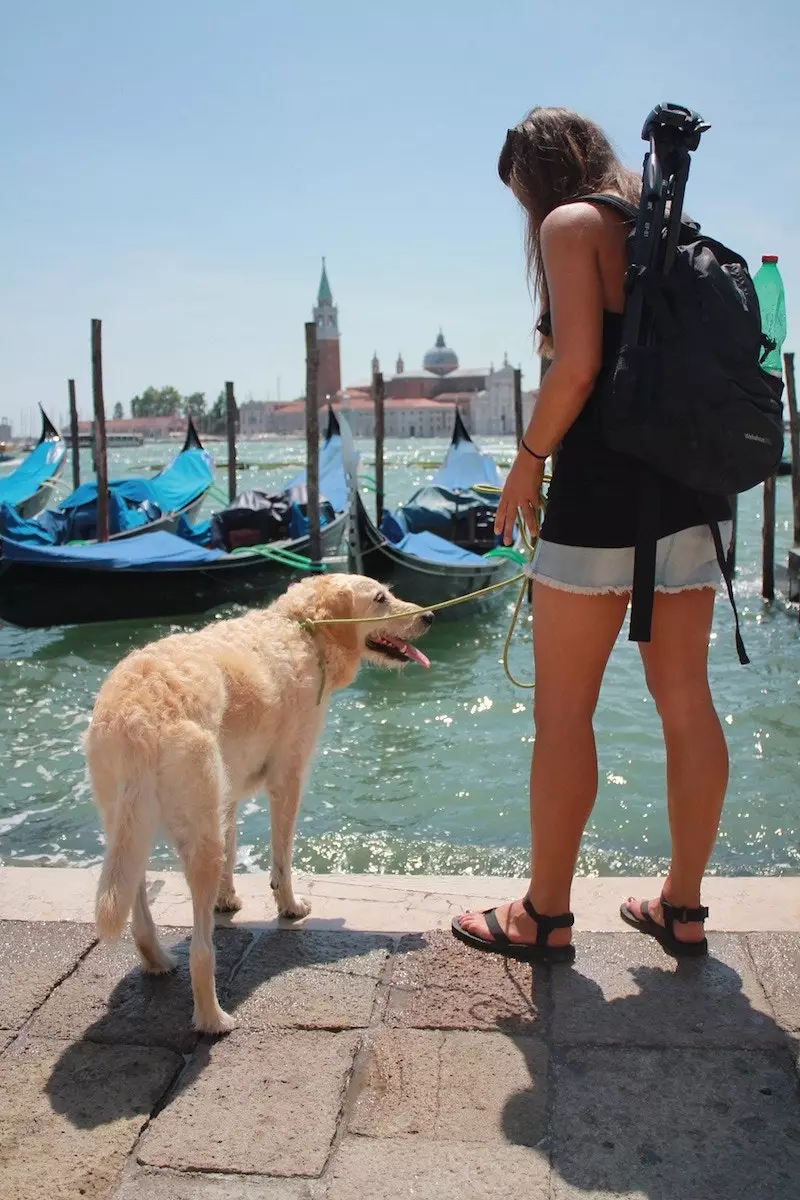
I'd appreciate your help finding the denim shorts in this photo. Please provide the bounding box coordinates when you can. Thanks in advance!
[527,522,732,595]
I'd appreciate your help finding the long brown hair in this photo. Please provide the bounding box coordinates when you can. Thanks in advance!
[499,107,640,309]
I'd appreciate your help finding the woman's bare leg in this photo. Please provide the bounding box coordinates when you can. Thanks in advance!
[625,587,728,943]
[458,582,628,945]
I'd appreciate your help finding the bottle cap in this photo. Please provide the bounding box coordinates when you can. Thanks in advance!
[762,254,779,263]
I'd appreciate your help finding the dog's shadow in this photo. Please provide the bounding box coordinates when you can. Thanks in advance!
[44,913,420,1130]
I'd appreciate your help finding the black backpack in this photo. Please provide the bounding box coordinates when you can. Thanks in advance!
[583,106,784,663]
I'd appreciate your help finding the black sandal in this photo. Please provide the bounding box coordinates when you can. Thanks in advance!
[619,895,709,958]
[451,895,576,964]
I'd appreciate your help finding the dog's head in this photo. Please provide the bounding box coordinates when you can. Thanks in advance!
[275,573,433,686]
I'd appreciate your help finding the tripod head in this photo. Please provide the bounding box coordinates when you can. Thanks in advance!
[639,103,709,238]
[642,103,710,153]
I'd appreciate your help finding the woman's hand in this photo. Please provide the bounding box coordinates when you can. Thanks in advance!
[494,451,545,546]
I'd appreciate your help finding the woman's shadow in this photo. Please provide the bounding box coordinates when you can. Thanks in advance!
[501,946,800,1199]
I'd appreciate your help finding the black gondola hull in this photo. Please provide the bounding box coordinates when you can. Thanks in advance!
[0,514,346,629]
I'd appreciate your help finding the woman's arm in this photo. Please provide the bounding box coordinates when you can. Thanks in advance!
[523,202,605,453]
[494,203,605,544]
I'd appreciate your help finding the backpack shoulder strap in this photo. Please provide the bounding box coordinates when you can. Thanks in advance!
[581,192,702,236]
[581,193,640,222]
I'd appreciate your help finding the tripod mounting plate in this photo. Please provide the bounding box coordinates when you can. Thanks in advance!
[641,103,710,152]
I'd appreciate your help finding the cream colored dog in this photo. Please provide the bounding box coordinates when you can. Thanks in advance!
[86,573,432,1034]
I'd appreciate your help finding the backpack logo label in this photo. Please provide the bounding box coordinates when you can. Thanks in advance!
[744,432,771,445]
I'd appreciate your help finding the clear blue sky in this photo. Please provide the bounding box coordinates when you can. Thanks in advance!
[1,0,796,431]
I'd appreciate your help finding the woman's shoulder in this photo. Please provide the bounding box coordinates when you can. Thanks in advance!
[542,196,629,241]
[540,202,611,257]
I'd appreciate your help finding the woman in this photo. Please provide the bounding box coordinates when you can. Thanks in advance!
[452,107,731,961]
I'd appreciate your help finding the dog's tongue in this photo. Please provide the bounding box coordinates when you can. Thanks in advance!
[399,640,431,669]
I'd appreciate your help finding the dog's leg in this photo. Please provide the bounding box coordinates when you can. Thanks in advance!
[265,767,311,920]
[184,846,235,1034]
[161,726,235,1035]
[215,809,243,913]
[132,881,177,973]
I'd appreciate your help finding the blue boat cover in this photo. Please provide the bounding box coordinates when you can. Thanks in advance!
[0,442,215,546]
[61,445,213,515]
[391,529,486,566]
[430,432,501,492]
[1,530,224,570]
[285,434,349,513]
[0,439,66,508]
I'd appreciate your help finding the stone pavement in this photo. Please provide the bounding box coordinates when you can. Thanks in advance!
[1,902,800,1199]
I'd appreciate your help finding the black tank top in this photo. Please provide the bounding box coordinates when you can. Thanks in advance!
[538,310,731,548]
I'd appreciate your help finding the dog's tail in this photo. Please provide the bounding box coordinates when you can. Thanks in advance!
[95,775,159,941]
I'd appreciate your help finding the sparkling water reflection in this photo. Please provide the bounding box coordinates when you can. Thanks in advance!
[1,437,798,876]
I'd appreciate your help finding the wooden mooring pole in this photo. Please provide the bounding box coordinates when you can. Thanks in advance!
[90,320,109,543]
[225,382,237,503]
[784,352,800,547]
[373,369,385,524]
[762,474,776,600]
[304,322,322,565]
[68,378,80,490]
[513,367,523,447]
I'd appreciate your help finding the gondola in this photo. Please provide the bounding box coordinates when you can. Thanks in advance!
[0,417,214,548]
[0,409,348,629]
[343,409,519,609]
[0,407,66,519]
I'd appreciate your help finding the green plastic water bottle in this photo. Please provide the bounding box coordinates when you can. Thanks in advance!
[753,254,787,375]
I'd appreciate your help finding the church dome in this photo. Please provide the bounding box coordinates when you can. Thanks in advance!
[423,330,459,376]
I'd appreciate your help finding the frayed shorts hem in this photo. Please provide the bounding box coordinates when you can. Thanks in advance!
[528,576,719,597]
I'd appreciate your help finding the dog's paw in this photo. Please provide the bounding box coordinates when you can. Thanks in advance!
[215,891,243,914]
[193,1006,236,1036]
[278,895,312,921]
[140,949,179,975]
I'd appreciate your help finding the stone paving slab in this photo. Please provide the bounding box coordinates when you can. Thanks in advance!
[28,926,252,1053]
[227,930,391,1030]
[550,1046,800,1199]
[0,919,96,1033]
[552,932,783,1047]
[347,1028,547,1146]
[0,1037,181,1200]
[324,1137,550,1199]
[113,1167,320,1198]
[386,929,543,1033]
[138,1030,359,1177]
[747,932,800,1032]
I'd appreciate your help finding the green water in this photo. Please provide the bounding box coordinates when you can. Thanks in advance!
[1,437,798,877]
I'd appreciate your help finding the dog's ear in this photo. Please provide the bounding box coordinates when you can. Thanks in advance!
[310,576,356,623]
[311,577,359,655]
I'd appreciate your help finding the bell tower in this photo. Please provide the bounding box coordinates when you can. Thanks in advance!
[313,258,341,406]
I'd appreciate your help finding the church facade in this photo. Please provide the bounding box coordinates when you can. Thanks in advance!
[244,261,536,436]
